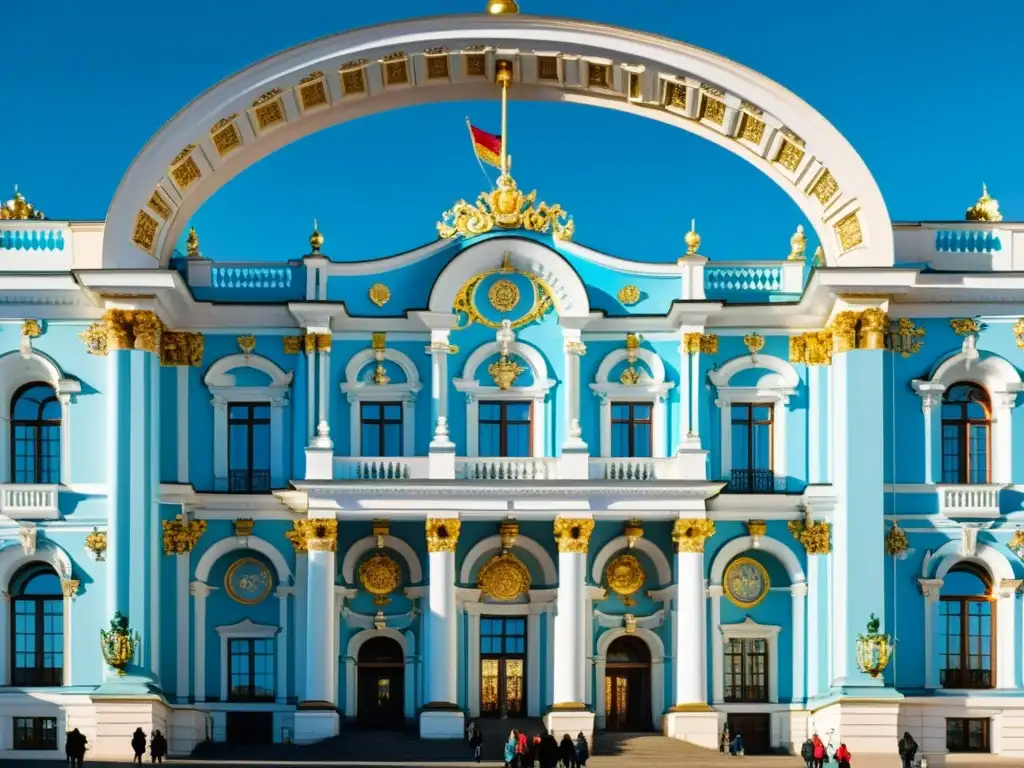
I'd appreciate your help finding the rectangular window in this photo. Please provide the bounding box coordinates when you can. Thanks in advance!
[12,598,63,686]
[227,637,275,701]
[728,404,774,492]
[610,403,653,458]
[479,402,531,457]
[360,402,403,457]
[227,403,271,492]
[939,599,992,688]
[946,718,990,753]
[480,617,527,656]
[13,716,57,750]
[723,637,768,703]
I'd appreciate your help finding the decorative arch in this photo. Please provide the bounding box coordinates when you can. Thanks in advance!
[341,347,422,457]
[203,353,293,489]
[341,535,424,585]
[346,626,409,659]
[343,347,421,388]
[454,339,556,457]
[709,353,800,490]
[708,535,804,586]
[0,350,81,485]
[193,534,292,584]
[912,349,1022,483]
[459,534,558,586]
[344,627,414,721]
[595,627,665,731]
[0,538,73,587]
[925,540,1015,584]
[103,16,891,271]
[590,347,673,458]
[591,536,672,586]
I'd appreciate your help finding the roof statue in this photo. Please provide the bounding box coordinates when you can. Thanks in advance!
[966,183,1002,222]
[1,185,45,220]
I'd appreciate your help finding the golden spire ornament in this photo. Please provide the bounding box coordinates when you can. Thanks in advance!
[788,224,807,261]
[1,185,45,220]
[186,226,200,258]
[486,0,520,13]
[683,219,701,256]
[966,184,1003,222]
[309,219,325,254]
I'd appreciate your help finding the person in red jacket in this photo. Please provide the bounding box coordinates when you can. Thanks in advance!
[835,742,852,768]
[812,734,826,768]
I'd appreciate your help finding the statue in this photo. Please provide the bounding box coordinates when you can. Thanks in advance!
[99,611,139,676]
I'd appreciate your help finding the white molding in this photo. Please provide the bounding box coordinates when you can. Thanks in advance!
[708,535,805,585]
[454,340,555,457]
[193,533,292,583]
[340,535,424,585]
[710,354,798,487]
[215,619,280,702]
[458,534,558,586]
[595,626,665,731]
[590,347,673,458]
[204,353,293,489]
[590,535,672,586]
[926,540,1015,583]
[341,347,421,457]
[719,617,782,704]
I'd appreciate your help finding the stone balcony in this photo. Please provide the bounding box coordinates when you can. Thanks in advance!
[893,222,1024,272]
[936,483,1005,518]
[0,484,60,520]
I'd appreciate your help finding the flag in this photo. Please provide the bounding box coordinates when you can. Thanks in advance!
[468,123,502,169]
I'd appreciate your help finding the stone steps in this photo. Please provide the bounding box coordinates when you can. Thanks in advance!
[591,732,733,764]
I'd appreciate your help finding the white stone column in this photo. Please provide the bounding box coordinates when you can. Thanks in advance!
[676,336,692,450]
[305,346,316,443]
[317,335,331,435]
[919,578,942,690]
[552,518,594,706]
[689,350,701,439]
[562,332,587,452]
[427,332,454,447]
[404,649,417,720]
[808,365,822,483]
[920,393,940,484]
[708,585,724,704]
[594,656,607,728]
[176,553,191,702]
[545,606,555,708]
[58,393,72,484]
[672,519,714,708]
[294,555,308,702]
[61,579,78,686]
[527,608,542,717]
[467,605,481,717]
[191,581,213,702]
[302,525,338,707]
[791,582,807,703]
[176,366,189,483]
[421,518,463,738]
[992,393,1016,483]
[276,586,292,703]
[996,579,1020,689]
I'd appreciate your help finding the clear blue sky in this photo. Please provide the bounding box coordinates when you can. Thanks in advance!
[3,0,1020,262]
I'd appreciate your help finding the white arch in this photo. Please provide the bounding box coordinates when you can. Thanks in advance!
[345,627,415,721]
[590,347,673,457]
[428,237,589,318]
[594,347,666,385]
[194,534,292,584]
[103,15,892,271]
[0,538,73,587]
[341,348,422,456]
[708,535,805,585]
[708,353,800,389]
[595,626,666,731]
[459,534,558,586]
[346,626,409,659]
[342,347,421,387]
[927,540,1015,584]
[596,625,666,660]
[341,535,424,585]
[458,340,553,387]
[591,536,672,587]
[0,350,81,485]
[204,353,294,389]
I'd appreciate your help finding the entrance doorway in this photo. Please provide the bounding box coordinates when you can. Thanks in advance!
[357,636,405,729]
[726,713,771,755]
[604,636,651,731]
[226,711,273,744]
[480,616,526,717]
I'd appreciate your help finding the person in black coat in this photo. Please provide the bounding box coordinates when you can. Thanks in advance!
[65,728,87,767]
[801,737,816,768]
[130,728,146,764]
[898,731,918,768]
[540,732,560,768]
[150,729,168,764]
[559,733,576,768]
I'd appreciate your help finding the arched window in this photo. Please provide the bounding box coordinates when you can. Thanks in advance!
[11,564,64,686]
[941,383,991,484]
[939,563,993,689]
[10,383,61,484]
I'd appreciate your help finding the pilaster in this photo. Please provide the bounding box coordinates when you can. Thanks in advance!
[421,517,463,738]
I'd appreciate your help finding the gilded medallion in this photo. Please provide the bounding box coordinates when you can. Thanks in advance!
[723,556,769,609]
[605,553,646,606]
[225,557,273,605]
[617,285,641,306]
[358,552,402,606]
[369,283,391,308]
[477,552,531,602]
[488,279,520,313]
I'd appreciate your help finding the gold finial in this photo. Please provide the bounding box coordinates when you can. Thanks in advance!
[966,183,1003,222]
[486,0,520,13]
[683,218,701,256]
[186,226,200,258]
[811,245,824,267]
[309,219,325,254]
[788,224,807,261]
[1,185,45,220]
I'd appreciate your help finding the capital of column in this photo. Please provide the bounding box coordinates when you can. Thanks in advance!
[564,339,587,357]
[672,518,715,554]
[790,581,809,599]
[706,584,724,598]
[275,585,295,599]
[286,518,339,553]
[102,309,165,354]
[426,518,461,553]
[189,580,213,598]
[313,332,332,353]
[553,517,595,554]
[162,515,208,555]
[60,578,80,599]
[787,519,831,555]
[996,579,1022,600]
[918,578,943,601]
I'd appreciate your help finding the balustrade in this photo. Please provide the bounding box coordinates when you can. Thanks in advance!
[937,484,1002,517]
[0,484,59,517]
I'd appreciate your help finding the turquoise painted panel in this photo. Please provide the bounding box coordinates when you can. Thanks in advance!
[191,264,305,302]
[0,227,66,251]
[934,229,1002,253]
[559,253,680,316]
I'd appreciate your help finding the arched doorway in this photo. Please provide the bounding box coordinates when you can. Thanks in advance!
[357,636,405,729]
[604,636,651,732]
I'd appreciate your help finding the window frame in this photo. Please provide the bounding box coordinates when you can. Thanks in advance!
[359,401,405,458]
[9,382,61,485]
[940,382,992,485]
[939,563,995,690]
[478,401,534,458]
[10,567,64,687]
[215,619,280,703]
[12,716,58,750]
[226,402,271,493]
[728,402,775,493]
[226,636,276,702]
[609,402,654,459]
[946,717,990,753]
[722,637,769,703]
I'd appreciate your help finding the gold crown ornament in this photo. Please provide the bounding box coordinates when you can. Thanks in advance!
[966,184,1003,222]
[1,185,44,220]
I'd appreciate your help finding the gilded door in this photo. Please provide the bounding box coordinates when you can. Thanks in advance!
[480,617,527,717]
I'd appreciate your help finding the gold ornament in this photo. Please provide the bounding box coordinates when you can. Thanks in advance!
[788,518,831,554]
[233,518,255,538]
[162,515,207,555]
[486,0,520,13]
[309,219,325,254]
[886,523,908,557]
[369,283,391,307]
[21,320,41,339]
[85,528,107,559]
[478,552,531,601]
[99,612,138,676]
[950,318,981,337]
[426,518,461,553]
[605,554,646,607]
[855,614,892,679]
[452,254,556,331]
[618,285,641,306]
[488,279,521,313]
[619,366,641,386]
[966,184,1003,222]
[743,332,765,356]
[858,308,888,350]
[358,552,403,606]
[61,579,80,599]
[285,519,338,553]
[1013,319,1024,350]
[160,332,204,367]
[624,614,637,635]
[788,225,807,261]
[672,518,715,553]
[237,335,256,355]
[829,311,859,354]
[186,227,200,258]
[746,520,767,538]
[683,219,701,256]
[1009,529,1024,559]
[80,322,109,357]
[489,354,526,390]
[723,556,770,609]
[624,519,643,548]
[788,330,833,366]
[553,518,595,554]
[1,185,44,220]
[886,318,925,358]
[283,335,303,355]
[438,172,574,242]
[225,557,273,605]
[499,520,519,550]
[621,332,642,385]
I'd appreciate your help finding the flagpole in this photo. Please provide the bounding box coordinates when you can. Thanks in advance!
[497,60,513,176]
[466,117,494,190]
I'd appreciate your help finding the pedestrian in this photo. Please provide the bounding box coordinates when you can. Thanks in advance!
[131,728,147,764]
[812,734,825,768]
[559,733,576,768]
[835,742,851,768]
[65,728,87,767]
[898,732,918,768]
[504,731,517,768]
[730,731,744,756]
[574,731,589,768]
[517,729,528,768]
[801,737,815,768]
[540,732,559,768]
[150,729,168,764]
[471,724,483,763]
[720,724,731,753]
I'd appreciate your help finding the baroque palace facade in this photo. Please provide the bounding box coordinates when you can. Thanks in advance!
[1,8,1024,764]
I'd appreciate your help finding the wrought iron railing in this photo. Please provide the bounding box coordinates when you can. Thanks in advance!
[228,469,271,493]
[726,468,776,494]
[940,668,992,689]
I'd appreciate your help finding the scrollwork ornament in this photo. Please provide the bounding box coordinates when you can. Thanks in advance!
[605,554,646,606]
[161,515,207,555]
[369,283,391,308]
[886,318,925,358]
[425,518,461,553]
[553,517,595,554]
[950,318,981,337]
[886,522,909,557]
[358,552,403,605]
[1013,319,1024,350]
[488,279,520,313]
[788,518,831,554]
[85,527,107,560]
[285,519,338,553]
[438,172,574,242]
[477,552,531,601]
[617,285,641,306]
[672,518,716,553]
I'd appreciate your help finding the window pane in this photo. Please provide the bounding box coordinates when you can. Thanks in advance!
[611,404,629,420]
[506,402,530,421]
[362,423,381,456]
[480,403,500,421]
[480,423,501,456]
[731,422,751,470]
[633,423,652,458]
[228,423,250,471]
[506,424,530,457]
[382,424,403,457]
[251,422,271,471]
[611,422,630,458]
[633,404,651,420]
[361,403,381,421]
